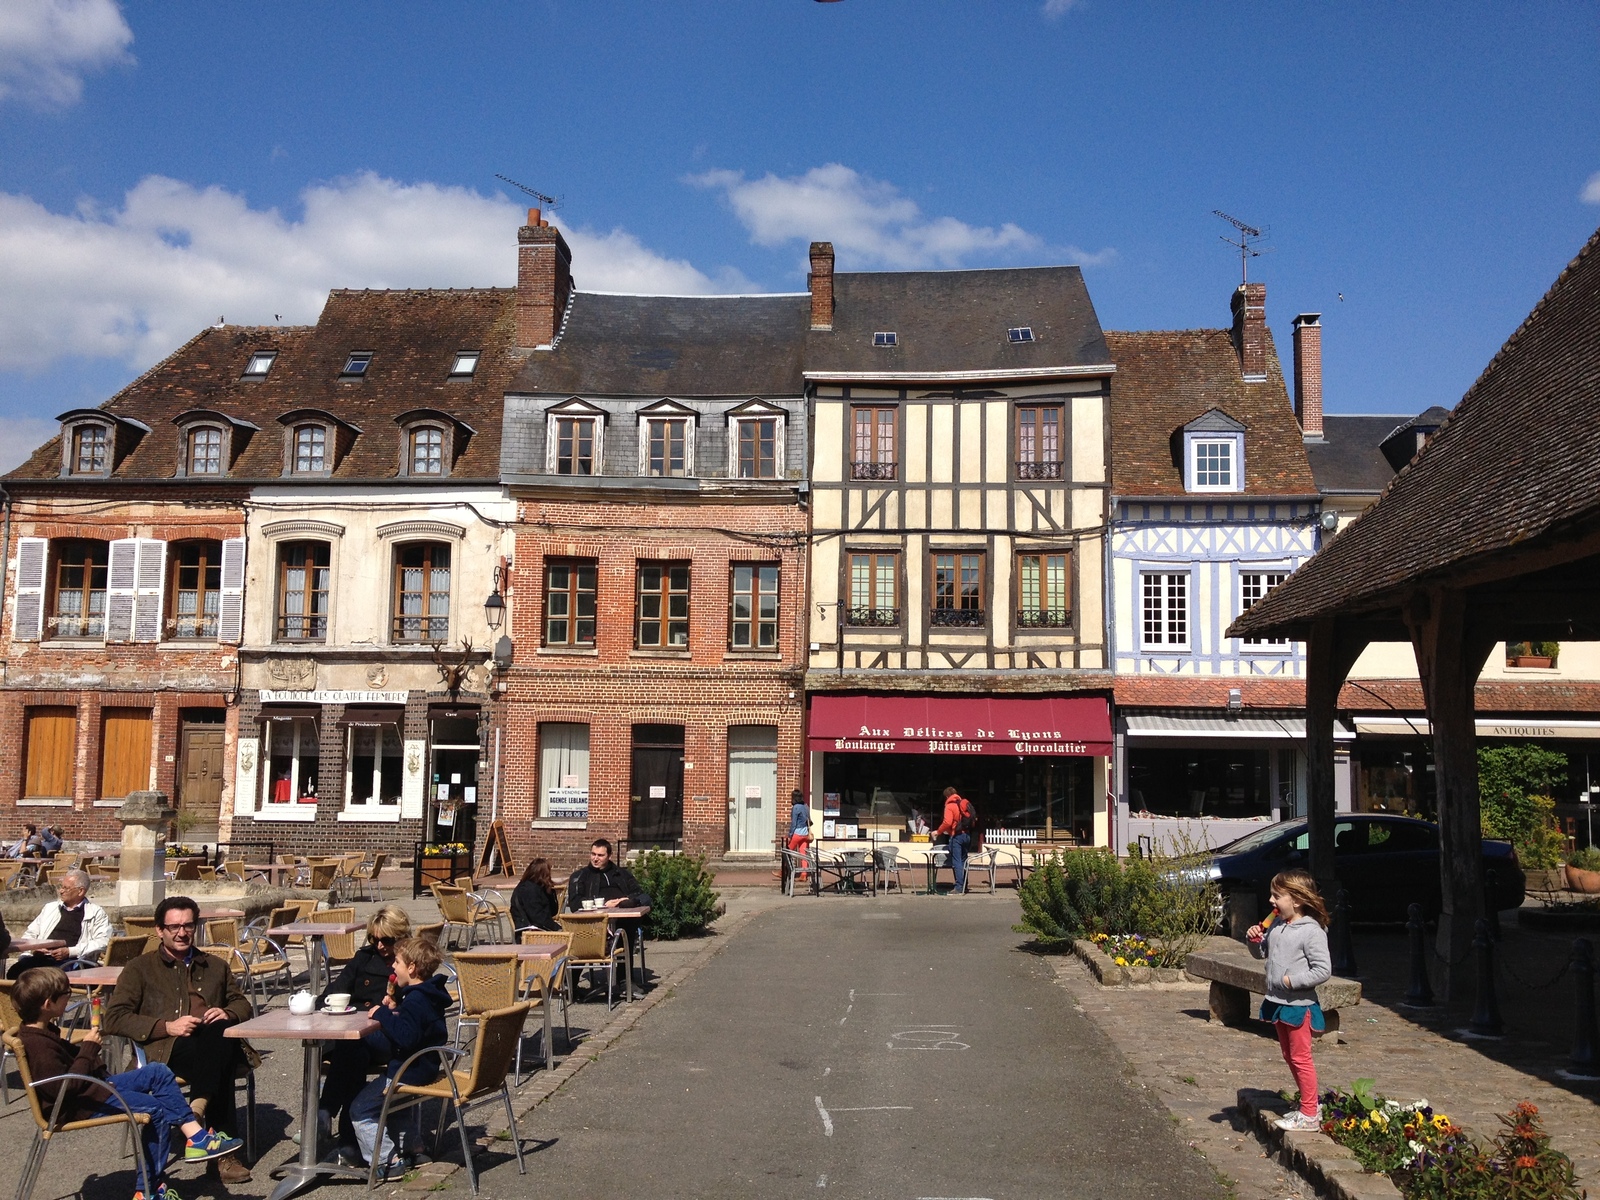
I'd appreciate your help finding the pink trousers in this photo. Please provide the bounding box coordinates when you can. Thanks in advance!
[1275,1019,1318,1115]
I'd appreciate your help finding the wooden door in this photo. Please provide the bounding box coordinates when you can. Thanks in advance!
[101,708,153,801]
[179,723,225,821]
[24,707,76,799]
[629,724,684,845]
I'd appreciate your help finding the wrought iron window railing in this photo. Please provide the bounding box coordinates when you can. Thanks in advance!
[845,607,900,627]
[393,616,450,643]
[1016,608,1072,628]
[48,615,103,639]
[276,615,327,641]
[1015,460,1063,480]
[928,607,986,627]
[168,615,220,640]
[851,460,898,481]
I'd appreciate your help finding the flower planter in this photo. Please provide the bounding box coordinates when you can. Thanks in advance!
[1566,865,1600,894]
[1510,655,1554,668]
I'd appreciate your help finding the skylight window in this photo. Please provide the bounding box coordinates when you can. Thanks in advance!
[243,351,277,378]
[341,352,373,378]
[873,331,898,348]
[449,352,480,378]
[1007,327,1035,344]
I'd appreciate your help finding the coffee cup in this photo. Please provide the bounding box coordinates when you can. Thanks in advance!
[325,993,352,1010]
[583,899,600,911]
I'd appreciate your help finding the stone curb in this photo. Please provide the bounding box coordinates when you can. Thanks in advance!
[1236,1087,1402,1200]
[1064,937,1187,987]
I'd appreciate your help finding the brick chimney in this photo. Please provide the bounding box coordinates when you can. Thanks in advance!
[1292,313,1324,440]
[808,241,834,331]
[516,208,573,349]
[1230,282,1267,382]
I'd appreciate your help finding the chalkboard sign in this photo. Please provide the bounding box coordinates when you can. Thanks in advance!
[477,820,516,878]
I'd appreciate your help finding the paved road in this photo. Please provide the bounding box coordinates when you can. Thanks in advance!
[504,895,1224,1200]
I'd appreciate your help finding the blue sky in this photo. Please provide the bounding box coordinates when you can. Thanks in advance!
[1,1,1596,467]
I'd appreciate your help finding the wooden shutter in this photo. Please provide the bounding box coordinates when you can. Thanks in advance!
[100,708,152,800]
[105,538,138,642]
[132,538,166,642]
[217,537,246,643]
[13,536,47,641]
[23,706,75,799]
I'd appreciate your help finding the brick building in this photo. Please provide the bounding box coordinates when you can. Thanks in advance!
[497,212,809,865]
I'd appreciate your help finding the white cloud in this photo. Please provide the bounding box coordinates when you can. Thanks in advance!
[0,172,749,374]
[1042,0,1083,16]
[0,416,61,471]
[689,162,1112,271]
[1582,171,1600,205]
[0,0,132,107]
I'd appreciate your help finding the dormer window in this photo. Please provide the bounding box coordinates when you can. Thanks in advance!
[543,399,607,477]
[726,400,787,480]
[72,425,108,474]
[395,409,471,479]
[873,331,898,348]
[242,351,277,379]
[187,427,224,475]
[340,352,372,378]
[294,425,327,473]
[410,427,443,475]
[1180,409,1247,494]
[449,352,480,378]
[636,400,698,478]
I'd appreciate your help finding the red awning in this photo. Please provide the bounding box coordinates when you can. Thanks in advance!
[808,694,1111,757]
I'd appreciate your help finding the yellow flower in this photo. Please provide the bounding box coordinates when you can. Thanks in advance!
[1360,1119,1372,1132]
[1344,1118,1358,1131]
[1432,1114,1450,1130]
[1115,956,1128,966]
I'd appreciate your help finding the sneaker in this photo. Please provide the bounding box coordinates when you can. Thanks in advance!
[1275,1108,1323,1131]
[156,1184,180,1200]
[184,1129,243,1162]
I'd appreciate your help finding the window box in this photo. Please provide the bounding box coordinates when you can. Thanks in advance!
[412,843,471,897]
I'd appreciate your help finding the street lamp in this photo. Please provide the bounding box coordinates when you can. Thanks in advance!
[483,564,507,633]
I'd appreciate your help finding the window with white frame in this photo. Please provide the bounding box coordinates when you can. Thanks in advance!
[345,721,403,811]
[1190,439,1235,490]
[539,722,590,819]
[261,716,320,806]
[555,416,597,475]
[644,417,692,477]
[1141,572,1189,649]
[1239,571,1290,647]
[731,415,783,478]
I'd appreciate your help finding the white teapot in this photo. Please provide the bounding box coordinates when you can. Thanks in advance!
[288,989,315,1015]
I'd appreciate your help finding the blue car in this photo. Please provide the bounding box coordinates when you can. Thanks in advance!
[1208,814,1525,924]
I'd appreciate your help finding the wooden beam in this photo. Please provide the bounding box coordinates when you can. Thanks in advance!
[1305,617,1369,898]
[1406,587,1496,1001]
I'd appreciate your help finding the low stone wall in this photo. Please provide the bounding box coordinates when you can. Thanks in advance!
[1064,937,1189,987]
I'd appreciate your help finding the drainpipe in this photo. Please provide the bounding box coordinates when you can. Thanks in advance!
[0,483,11,665]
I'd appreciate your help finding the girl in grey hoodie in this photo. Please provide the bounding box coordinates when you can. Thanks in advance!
[1247,869,1331,1131]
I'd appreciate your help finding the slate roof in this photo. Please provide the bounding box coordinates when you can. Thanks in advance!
[1233,224,1600,636]
[1308,415,1415,495]
[509,292,811,397]
[805,267,1111,378]
[1104,329,1318,497]
[1113,675,1600,714]
[6,288,519,484]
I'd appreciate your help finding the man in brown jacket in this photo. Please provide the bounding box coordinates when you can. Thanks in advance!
[105,895,255,1185]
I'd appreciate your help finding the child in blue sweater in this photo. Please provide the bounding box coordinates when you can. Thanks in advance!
[345,937,451,1177]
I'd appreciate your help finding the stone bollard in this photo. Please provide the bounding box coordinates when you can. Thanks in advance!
[1484,868,1501,942]
[1571,938,1599,1078]
[1330,886,1358,978]
[117,790,175,910]
[1402,902,1436,1007]
[1468,917,1505,1037]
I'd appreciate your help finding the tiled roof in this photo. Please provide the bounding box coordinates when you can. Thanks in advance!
[510,292,810,397]
[805,267,1111,378]
[1233,225,1600,636]
[5,288,518,484]
[1307,414,1413,495]
[1104,329,1318,497]
[1114,675,1600,715]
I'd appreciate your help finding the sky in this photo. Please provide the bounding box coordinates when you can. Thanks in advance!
[0,1,1597,470]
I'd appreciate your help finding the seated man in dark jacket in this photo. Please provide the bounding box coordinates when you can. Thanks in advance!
[104,895,255,1186]
[565,840,652,911]
[16,966,241,1200]
[341,937,452,1177]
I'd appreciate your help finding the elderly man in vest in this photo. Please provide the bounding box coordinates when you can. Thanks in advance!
[104,895,255,1185]
[6,868,112,978]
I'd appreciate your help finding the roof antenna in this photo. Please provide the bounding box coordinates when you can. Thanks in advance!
[1213,210,1268,283]
[496,174,560,213]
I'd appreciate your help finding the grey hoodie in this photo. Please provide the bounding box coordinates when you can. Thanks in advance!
[1249,916,1332,1006]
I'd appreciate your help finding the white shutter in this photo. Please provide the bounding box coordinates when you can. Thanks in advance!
[217,537,246,643]
[12,536,47,641]
[105,538,138,642]
[132,538,166,642]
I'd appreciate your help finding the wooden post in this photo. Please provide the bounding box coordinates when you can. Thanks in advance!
[1304,618,1368,899]
[1405,588,1494,1001]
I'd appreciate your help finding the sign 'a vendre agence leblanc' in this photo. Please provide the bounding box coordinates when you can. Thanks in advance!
[808,695,1113,757]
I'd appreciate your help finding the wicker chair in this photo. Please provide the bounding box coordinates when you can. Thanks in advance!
[103,934,151,967]
[122,915,158,939]
[368,1003,531,1194]
[555,913,629,1008]
[515,931,572,1073]
[4,1030,153,1200]
[350,852,389,901]
[233,917,295,1006]
[415,921,445,945]
[431,885,499,949]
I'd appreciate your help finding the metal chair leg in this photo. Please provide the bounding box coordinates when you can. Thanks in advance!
[15,1133,45,1200]
[244,1068,257,1164]
[500,1086,525,1174]
[454,1098,478,1195]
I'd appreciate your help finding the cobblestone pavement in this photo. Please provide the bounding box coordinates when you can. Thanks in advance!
[1047,919,1600,1199]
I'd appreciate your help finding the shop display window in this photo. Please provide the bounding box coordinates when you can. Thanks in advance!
[1125,746,1270,819]
[1356,740,1435,818]
[262,716,320,805]
[345,721,403,810]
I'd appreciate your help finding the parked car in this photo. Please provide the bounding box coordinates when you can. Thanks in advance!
[1206,815,1525,924]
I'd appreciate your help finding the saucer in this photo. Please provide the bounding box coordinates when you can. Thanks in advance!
[322,1005,356,1014]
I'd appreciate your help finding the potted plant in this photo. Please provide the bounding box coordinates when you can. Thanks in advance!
[1506,640,1558,668]
[1565,845,1600,894]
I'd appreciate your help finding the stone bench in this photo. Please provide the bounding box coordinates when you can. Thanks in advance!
[1185,935,1361,1039]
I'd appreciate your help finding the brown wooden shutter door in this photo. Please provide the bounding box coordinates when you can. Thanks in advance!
[100,708,153,800]
[24,707,76,799]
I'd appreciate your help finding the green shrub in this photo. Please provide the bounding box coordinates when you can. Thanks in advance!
[1014,845,1216,967]
[1478,744,1568,870]
[1568,846,1600,872]
[630,851,721,940]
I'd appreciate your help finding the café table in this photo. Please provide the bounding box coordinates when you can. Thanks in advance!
[271,921,364,993]
[817,849,877,896]
[7,937,66,965]
[226,1009,378,1200]
[242,862,299,885]
[67,965,123,988]
[920,848,951,895]
[602,907,653,994]
[455,944,563,1071]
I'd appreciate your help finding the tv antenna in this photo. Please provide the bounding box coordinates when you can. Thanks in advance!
[496,174,560,211]
[1213,210,1267,282]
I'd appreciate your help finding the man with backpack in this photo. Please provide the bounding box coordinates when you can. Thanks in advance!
[936,786,979,893]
